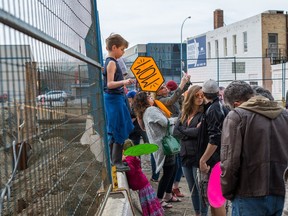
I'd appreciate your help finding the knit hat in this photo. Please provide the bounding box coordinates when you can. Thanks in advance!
[166,80,178,91]
[126,90,137,99]
[202,79,219,93]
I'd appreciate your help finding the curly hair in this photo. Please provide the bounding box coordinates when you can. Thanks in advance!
[180,85,204,124]
[133,91,151,119]
[251,85,274,101]
[224,80,254,109]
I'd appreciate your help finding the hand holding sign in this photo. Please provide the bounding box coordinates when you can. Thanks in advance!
[130,57,164,92]
[123,78,136,86]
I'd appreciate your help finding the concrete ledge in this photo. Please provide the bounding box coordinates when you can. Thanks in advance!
[101,172,136,216]
[102,196,132,216]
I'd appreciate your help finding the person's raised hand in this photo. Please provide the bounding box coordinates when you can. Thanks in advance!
[179,74,190,89]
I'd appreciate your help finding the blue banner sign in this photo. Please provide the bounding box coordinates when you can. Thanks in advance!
[187,35,206,68]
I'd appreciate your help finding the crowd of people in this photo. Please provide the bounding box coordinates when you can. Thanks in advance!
[103,33,288,216]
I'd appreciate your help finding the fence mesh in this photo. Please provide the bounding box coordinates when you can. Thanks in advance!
[125,56,288,103]
[0,1,109,215]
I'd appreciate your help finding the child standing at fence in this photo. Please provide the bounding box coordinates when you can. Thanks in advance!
[103,33,135,172]
[123,139,164,216]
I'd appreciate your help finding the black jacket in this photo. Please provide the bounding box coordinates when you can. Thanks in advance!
[198,97,228,168]
[173,112,203,167]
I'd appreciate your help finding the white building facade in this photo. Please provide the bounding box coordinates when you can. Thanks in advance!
[186,10,288,101]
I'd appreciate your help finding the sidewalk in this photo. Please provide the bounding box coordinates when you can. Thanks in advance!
[140,154,232,216]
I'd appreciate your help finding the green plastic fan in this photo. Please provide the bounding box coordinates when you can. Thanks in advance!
[124,143,159,156]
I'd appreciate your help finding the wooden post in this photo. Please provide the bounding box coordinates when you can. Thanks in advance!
[25,62,38,141]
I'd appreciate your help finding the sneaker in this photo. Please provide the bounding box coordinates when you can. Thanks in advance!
[172,187,184,197]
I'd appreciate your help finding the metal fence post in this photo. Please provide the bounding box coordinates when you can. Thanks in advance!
[282,58,286,106]
[234,56,237,80]
[217,57,220,83]
[92,0,112,183]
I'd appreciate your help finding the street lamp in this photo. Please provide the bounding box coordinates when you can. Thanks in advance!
[180,16,191,77]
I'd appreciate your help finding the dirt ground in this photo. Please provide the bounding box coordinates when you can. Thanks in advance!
[1,121,102,215]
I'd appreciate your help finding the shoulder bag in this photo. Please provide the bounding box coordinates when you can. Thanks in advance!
[162,118,180,155]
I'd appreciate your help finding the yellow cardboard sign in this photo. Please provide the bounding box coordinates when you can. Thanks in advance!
[130,56,164,92]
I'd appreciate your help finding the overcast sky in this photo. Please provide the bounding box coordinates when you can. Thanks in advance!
[98,0,288,54]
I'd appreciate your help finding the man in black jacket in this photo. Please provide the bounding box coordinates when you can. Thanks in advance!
[198,79,228,216]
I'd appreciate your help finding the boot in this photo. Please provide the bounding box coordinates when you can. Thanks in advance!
[109,142,113,163]
[112,143,130,172]
[110,142,128,166]
[283,167,288,216]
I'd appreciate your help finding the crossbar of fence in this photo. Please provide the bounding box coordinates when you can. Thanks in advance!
[0,9,102,69]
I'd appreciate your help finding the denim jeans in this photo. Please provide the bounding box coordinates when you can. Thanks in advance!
[232,195,284,216]
[182,166,208,215]
[150,154,160,180]
[174,153,183,182]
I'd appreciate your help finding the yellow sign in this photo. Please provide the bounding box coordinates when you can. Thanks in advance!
[130,56,164,92]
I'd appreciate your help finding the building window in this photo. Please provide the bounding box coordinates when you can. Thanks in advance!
[268,33,278,58]
[269,33,278,43]
[233,35,237,55]
[243,32,248,52]
[249,81,258,86]
[215,40,219,58]
[232,62,245,73]
[223,37,227,56]
[208,42,211,58]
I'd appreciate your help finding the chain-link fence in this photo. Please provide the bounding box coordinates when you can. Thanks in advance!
[125,56,288,104]
[187,57,287,103]
[0,1,111,215]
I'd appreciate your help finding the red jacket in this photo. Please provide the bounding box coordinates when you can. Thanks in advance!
[124,156,149,190]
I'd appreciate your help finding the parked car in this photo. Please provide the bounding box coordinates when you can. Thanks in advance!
[0,93,8,102]
[37,90,72,102]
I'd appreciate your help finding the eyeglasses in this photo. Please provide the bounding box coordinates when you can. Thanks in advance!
[195,92,204,99]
